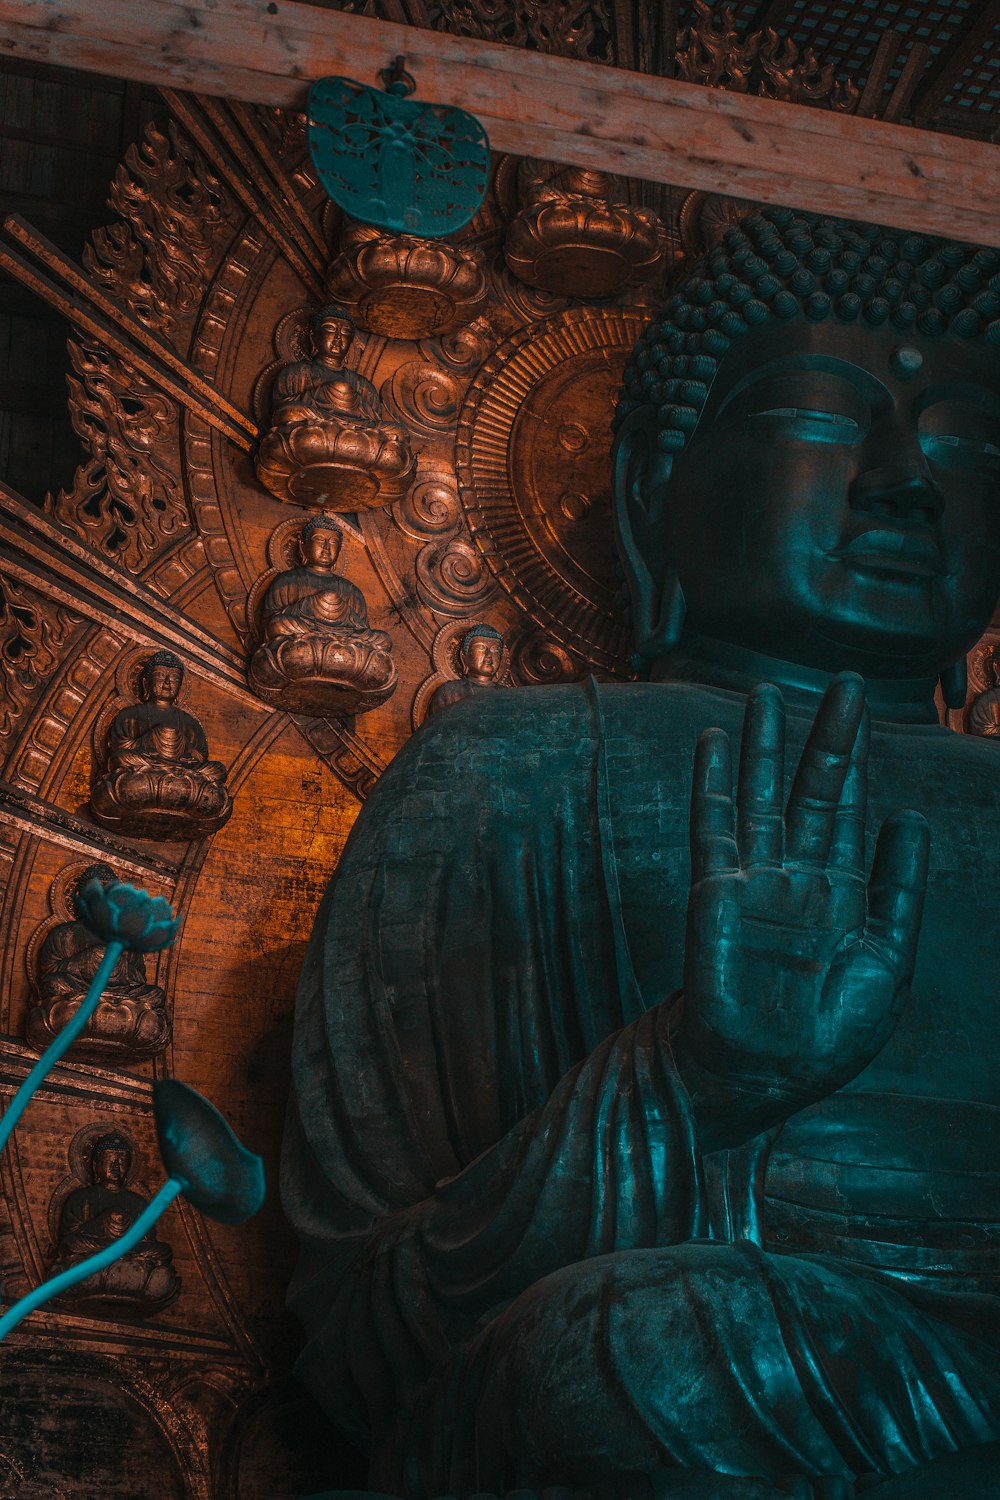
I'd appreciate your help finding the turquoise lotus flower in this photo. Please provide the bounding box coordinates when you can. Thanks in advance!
[0,877,266,1343]
[154,1080,266,1225]
[75,878,180,952]
[0,1081,265,1340]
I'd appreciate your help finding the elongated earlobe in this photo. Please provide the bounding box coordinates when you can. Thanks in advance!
[613,414,686,666]
[940,656,968,711]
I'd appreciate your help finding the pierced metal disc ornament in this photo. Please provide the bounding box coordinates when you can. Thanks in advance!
[307,66,491,238]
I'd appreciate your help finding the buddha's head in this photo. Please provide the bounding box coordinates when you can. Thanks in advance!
[143,651,183,706]
[612,208,1000,686]
[312,305,355,366]
[91,1130,132,1190]
[75,861,116,900]
[460,623,505,682]
[300,516,343,571]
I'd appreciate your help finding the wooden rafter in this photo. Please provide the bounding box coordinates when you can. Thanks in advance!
[1,0,1000,243]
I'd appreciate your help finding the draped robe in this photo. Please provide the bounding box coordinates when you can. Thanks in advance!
[282,680,1000,1495]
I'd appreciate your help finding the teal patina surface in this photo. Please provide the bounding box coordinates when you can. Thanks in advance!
[284,210,1000,1499]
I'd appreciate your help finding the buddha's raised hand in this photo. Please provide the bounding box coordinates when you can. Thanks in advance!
[675,674,930,1152]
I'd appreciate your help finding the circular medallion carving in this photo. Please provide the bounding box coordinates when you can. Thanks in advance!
[456,306,649,672]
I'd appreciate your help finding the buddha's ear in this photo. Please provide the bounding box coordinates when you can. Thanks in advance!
[612,411,685,666]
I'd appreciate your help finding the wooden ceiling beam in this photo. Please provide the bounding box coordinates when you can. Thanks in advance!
[2,0,1000,244]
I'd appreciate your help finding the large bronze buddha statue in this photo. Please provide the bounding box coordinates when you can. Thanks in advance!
[283,210,1000,1499]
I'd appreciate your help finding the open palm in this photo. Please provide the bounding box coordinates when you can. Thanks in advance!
[678,674,929,1146]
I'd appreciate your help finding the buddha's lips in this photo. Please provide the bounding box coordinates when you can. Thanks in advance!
[836,526,943,578]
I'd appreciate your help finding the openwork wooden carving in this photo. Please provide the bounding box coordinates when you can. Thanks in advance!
[676,0,861,112]
[437,0,612,61]
[50,339,186,572]
[83,122,236,343]
[0,572,79,739]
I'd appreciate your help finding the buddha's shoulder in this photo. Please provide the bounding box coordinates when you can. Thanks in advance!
[370,680,730,806]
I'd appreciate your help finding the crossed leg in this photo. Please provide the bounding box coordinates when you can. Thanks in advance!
[404,1241,1000,1499]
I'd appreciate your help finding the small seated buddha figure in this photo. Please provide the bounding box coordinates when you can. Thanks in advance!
[429,624,507,717]
[255,304,415,511]
[90,651,232,840]
[50,1130,180,1318]
[26,862,169,1061]
[967,644,1000,738]
[250,518,397,716]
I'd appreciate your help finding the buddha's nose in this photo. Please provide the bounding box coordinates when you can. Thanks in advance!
[849,419,944,523]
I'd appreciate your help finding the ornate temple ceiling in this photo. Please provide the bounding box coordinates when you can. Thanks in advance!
[403,0,1000,140]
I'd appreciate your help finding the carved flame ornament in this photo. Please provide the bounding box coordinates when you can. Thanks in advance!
[307,69,491,238]
[675,0,860,112]
[326,220,489,340]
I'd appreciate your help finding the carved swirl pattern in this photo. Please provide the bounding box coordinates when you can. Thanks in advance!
[416,538,499,618]
[456,305,647,673]
[391,466,462,542]
[510,630,584,686]
[381,361,461,440]
[417,319,494,377]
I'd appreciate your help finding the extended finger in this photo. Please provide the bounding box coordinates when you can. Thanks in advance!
[827,703,870,879]
[867,809,930,979]
[737,681,785,867]
[785,673,866,867]
[690,727,737,882]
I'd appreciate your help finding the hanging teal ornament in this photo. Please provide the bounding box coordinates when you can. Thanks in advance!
[307,58,490,238]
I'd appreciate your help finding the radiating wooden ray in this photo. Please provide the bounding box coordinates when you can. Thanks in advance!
[161,90,327,300]
[0,780,180,880]
[0,234,257,452]
[2,486,388,803]
[3,213,257,440]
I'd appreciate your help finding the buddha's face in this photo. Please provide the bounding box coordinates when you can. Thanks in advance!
[315,317,353,364]
[303,527,341,570]
[649,319,1000,677]
[146,664,182,703]
[94,1146,128,1190]
[465,636,502,679]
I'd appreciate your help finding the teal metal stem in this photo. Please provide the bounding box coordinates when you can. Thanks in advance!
[0,1176,184,1340]
[0,939,123,1157]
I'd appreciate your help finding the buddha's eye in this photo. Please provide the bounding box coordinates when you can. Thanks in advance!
[748,407,862,445]
[919,433,1000,471]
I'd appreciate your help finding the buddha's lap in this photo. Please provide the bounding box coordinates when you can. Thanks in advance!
[108,765,226,802]
[408,1240,1000,1484]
